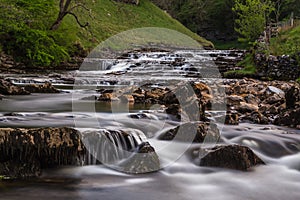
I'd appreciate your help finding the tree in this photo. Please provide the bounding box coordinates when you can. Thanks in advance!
[50,0,91,30]
[233,0,274,42]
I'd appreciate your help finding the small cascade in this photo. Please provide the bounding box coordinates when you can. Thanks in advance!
[80,128,159,173]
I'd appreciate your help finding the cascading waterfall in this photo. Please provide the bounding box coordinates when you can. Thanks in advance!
[80,128,148,166]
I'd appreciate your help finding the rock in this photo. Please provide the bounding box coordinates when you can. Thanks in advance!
[24,82,60,93]
[120,94,135,103]
[267,86,285,96]
[236,102,258,113]
[119,142,160,174]
[199,145,265,171]
[241,111,269,124]
[98,93,119,101]
[227,95,244,106]
[162,91,179,104]
[159,122,220,143]
[225,111,239,125]
[165,104,182,120]
[263,94,284,105]
[285,85,299,109]
[244,94,260,105]
[274,107,300,128]
[0,127,85,178]
[0,79,29,95]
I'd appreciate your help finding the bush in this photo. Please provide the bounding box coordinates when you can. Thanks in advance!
[4,27,69,67]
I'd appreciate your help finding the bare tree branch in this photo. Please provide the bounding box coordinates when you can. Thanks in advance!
[50,0,91,30]
[66,11,89,28]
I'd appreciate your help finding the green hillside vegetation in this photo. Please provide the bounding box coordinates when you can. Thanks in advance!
[269,24,300,56]
[0,0,212,67]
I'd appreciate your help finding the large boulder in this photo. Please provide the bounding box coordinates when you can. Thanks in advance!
[0,127,84,178]
[199,145,265,171]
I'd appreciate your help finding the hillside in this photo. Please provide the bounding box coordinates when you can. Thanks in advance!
[269,24,300,56]
[0,0,212,67]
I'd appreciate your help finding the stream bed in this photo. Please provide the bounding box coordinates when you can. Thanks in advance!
[0,50,300,200]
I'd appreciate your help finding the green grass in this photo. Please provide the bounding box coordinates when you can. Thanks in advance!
[269,24,300,56]
[57,0,213,50]
[0,0,213,67]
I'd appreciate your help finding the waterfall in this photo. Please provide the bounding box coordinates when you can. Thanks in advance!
[79,128,160,173]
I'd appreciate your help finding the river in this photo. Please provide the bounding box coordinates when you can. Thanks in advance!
[0,49,300,200]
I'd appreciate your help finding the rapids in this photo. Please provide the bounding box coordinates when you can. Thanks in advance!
[0,50,299,200]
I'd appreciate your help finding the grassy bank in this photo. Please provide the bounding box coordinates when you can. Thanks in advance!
[269,24,300,56]
[0,0,212,67]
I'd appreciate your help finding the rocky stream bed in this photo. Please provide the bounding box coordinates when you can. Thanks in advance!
[0,49,300,200]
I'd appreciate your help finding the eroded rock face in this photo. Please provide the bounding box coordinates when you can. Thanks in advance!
[0,127,84,178]
[199,145,265,171]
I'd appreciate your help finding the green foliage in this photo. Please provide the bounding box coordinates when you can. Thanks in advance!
[0,0,70,66]
[224,53,257,77]
[269,25,300,56]
[11,27,69,66]
[233,0,275,43]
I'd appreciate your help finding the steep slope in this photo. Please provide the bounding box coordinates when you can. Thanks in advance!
[0,0,213,67]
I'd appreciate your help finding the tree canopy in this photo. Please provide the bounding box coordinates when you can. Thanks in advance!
[233,0,274,42]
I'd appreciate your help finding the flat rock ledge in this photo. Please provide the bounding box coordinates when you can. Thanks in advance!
[0,127,160,179]
[0,78,59,95]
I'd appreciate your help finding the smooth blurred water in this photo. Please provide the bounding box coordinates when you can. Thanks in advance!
[0,50,300,200]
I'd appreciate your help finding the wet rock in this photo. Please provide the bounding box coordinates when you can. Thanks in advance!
[165,104,182,120]
[98,93,119,101]
[199,145,265,171]
[162,91,179,104]
[0,127,84,178]
[241,111,269,124]
[0,79,29,95]
[120,94,135,103]
[159,122,220,143]
[227,95,244,106]
[0,160,41,178]
[24,82,60,93]
[224,111,239,125]
[274,107,300,128]
[120,142,160,174]
[236,102,258,113]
